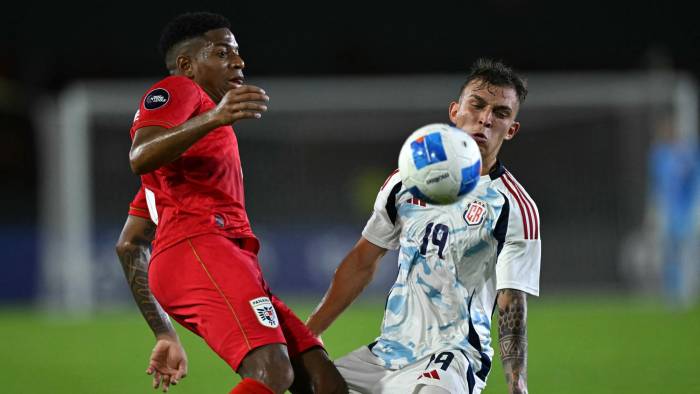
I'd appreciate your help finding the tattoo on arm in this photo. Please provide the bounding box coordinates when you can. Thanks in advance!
[117,221,174,336]
[498,288,528,394]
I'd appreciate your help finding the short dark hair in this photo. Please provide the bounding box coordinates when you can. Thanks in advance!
[159,12,231,60]
[459,58,528,104]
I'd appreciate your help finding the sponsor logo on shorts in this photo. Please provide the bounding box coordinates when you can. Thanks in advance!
[249,297,279,328]
[144,88,170,110]
[417,369,441,380]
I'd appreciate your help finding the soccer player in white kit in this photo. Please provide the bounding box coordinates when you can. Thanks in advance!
[307,59,540,394]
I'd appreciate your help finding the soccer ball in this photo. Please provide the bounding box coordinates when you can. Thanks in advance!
[398,123,482,205]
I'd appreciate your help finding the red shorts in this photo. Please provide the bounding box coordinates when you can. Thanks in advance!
[148,233,323,371]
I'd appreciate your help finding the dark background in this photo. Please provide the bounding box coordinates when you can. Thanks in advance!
[1,2,697,301]
[2,4,697,91]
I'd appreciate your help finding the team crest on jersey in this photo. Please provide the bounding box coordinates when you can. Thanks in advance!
[249,297,279,328]
[463,200,487,226]
[144,88,170,110]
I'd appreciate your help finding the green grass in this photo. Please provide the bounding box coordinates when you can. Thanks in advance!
[1,295,698,393]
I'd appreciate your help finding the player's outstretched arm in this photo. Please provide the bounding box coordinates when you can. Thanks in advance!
[130,85,269,174]
[496,288,529,394]
[306,237,387,336]
[116,215,188,392]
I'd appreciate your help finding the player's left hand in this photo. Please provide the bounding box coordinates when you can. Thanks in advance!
[146,334,188,392]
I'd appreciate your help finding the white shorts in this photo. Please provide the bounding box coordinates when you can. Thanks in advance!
[335,345,487,394]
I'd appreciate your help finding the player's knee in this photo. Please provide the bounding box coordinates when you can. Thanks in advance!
[242,361,294,393]
[263,361,294,393]
[273,360,295,391]
[313,372,348,394]
[238,344,294,392]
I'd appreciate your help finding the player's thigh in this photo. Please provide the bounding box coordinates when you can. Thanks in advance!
[270,294,324,357]
[288,347,348,394]
[149,234,265,307]
[149,234,287,370]
[335,346,390,394]
[268,289,346,392]
[413,386,450,394]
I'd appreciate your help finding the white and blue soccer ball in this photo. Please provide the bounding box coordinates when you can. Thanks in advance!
[398,123,482,205]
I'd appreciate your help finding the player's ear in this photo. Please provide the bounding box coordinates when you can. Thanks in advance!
[448,101,460,124]
[176,55,195,78]
[505,122,520,140]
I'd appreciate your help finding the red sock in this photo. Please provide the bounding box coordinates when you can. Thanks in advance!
[229,378,274,394]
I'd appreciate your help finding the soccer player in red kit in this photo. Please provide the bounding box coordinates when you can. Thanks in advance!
[117,12,346,394]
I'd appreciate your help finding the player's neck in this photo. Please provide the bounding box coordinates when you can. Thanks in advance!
[481,156,497,176]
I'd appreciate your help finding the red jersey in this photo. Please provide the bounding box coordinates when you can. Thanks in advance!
[130,75,255,257]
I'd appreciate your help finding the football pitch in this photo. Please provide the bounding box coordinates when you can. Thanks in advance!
[1,295,698,394]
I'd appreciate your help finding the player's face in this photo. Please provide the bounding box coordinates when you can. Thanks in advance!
[448,79,520,174]
[190,28,245,102]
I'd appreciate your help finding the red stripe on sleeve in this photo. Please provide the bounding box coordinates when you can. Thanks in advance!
[504,172,535,239]
[381,168,400,191]
[527,193,539,239]
[505,171,539,240]
[501,175,531,239]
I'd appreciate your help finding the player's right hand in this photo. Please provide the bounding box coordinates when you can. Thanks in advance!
[212,84,269,125]
[146,335,188,392]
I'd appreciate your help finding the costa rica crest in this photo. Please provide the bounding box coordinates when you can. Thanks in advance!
[249,297,279,328]
[463,200,487,226]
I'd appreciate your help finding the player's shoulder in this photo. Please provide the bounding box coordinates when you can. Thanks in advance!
[380,168,402,193]
[143,75,201,99]
[489,162,540,239]
[149,75,199,90]
[371,169,407,212]
[137,76,204,115]
[489,163,537,206]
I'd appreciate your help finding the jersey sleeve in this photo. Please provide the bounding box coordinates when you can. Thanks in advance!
[131,76,202,137]
[361,170,402,250]
[495,191,541,296]
[128,185,152,220]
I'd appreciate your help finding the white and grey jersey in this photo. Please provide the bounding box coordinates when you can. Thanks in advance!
[362,162,541,380]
